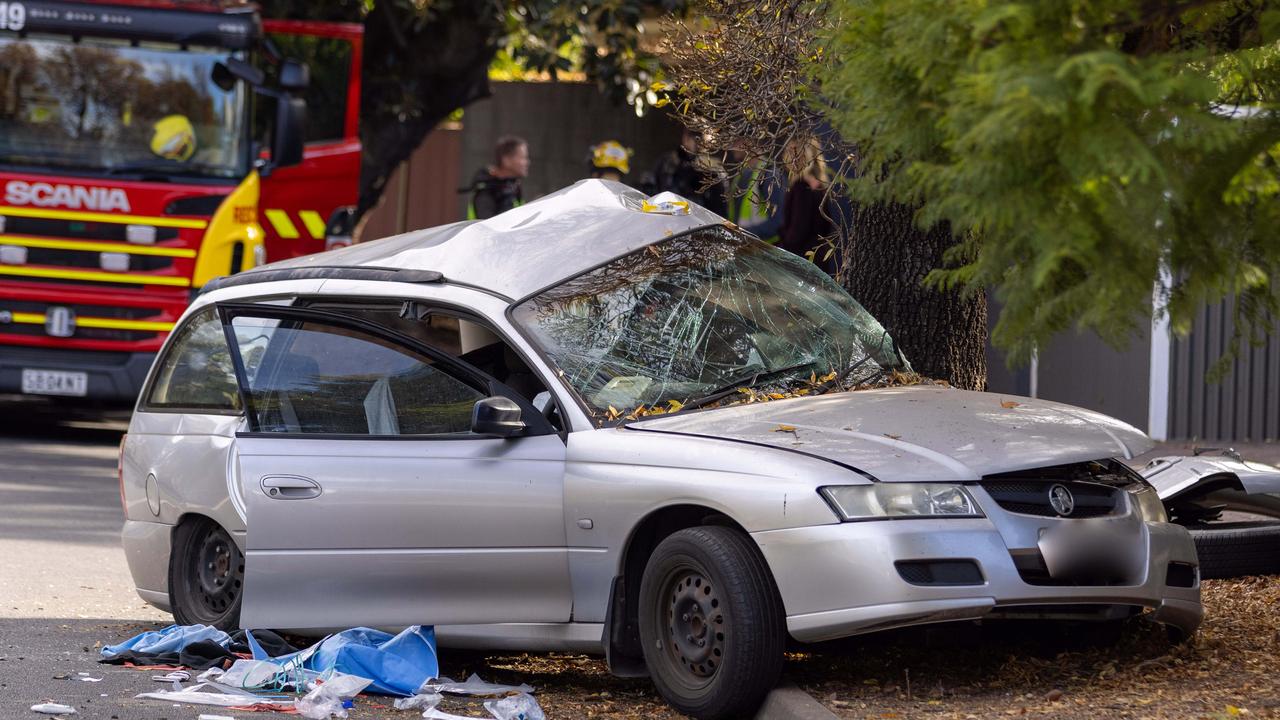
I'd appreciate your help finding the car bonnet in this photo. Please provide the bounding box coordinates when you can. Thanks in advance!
[627,385,1153,481]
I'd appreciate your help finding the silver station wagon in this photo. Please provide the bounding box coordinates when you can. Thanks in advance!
[120,180,1202,719]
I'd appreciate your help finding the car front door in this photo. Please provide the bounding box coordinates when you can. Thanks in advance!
[219,303,571,630]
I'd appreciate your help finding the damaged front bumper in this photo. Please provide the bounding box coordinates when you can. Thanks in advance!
[754,508,1203,643]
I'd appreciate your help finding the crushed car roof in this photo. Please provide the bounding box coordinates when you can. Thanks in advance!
[245,179,728,301]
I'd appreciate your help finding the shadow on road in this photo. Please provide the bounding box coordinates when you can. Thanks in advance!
[0,397,129,445]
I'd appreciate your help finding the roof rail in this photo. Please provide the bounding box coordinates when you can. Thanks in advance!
[200,266,445,295]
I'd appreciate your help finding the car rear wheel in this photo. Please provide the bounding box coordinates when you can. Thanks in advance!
[169,517,243,630]
[638,526,785,720]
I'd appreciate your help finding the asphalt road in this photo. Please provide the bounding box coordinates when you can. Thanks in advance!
[0,403,181,719]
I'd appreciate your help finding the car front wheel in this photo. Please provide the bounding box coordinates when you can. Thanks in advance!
[638,525,785,720]
[169,516,243,630]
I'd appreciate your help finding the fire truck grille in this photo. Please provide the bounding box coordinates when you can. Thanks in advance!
[18,246,175,272]
[0,300,165,343]
[2,216,180,243]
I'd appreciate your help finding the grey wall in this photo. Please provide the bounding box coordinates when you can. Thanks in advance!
[1170,299,1280,442]
[458,81,684,217]
[1036,327,1151,431]
[985,295,1151,431]
[984,296,1031,396]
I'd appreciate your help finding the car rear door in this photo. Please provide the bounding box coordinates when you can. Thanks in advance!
[218,303,571,630]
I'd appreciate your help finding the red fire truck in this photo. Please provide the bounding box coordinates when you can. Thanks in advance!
[0,0,362,402]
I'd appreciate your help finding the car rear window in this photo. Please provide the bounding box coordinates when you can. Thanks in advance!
[145,308,242,413]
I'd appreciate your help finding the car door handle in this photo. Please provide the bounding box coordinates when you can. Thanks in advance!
[260,475,322,500]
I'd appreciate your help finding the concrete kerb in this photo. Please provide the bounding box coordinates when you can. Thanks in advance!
[756,682,839,720]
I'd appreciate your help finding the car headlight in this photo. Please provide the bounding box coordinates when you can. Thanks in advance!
[820,483,983,521]
[1128,485,1167,523]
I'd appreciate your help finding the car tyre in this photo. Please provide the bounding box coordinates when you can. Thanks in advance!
[638,526,785,720]
[1187,520,1280,579]
[169,517,244,630]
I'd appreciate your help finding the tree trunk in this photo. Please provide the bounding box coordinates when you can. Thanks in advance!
[838,202,987,391]
[356,2,502,216]
[259,0,503,218]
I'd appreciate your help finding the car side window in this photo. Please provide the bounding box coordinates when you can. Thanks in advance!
[229,315,485,436]
[145,308,241,413]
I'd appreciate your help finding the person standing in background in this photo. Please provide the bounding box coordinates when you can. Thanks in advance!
[468,136,530,219]
[648,128,729,216]
[778,137,835,273]
[728,151,786,244]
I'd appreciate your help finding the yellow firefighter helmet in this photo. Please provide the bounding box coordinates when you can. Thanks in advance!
[150,115,196,162]
[591,140,632,175]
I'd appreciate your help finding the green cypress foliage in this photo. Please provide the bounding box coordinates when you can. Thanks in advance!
[819,0,1280,366]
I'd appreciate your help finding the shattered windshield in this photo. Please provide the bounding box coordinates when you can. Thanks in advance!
[513,227,904,421]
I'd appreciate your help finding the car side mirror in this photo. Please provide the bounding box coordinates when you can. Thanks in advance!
[472,396,525,438]
[212,58,264,92]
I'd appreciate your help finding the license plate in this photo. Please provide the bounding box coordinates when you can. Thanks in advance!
[21,369,88,397]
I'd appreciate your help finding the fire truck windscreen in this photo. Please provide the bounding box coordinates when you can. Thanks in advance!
[0,35,250,181]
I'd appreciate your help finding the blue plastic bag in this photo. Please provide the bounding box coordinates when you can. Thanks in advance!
[100,624,230,660]
[270,626,438,697]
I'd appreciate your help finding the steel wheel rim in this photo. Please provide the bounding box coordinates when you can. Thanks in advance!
[659,564,726,687]
[190,526,242,617]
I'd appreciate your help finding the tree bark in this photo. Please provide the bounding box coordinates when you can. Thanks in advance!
[838,202,987,391]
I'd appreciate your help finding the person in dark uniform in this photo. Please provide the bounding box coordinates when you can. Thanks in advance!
[468,136,530,219]
[648,128,728,216]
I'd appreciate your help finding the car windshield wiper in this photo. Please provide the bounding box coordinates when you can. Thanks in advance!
[683,360,817,410]
[815,331,899,394]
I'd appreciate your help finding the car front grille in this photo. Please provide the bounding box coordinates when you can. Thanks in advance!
[979,459,1143,519]
[980,480,1119,518]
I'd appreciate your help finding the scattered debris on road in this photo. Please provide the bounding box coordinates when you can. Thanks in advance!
[29,702,77,715]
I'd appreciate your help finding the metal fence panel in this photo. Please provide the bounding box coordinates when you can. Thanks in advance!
[1170,297,1279,442]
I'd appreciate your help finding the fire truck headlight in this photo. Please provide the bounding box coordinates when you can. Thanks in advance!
[0,245,28,265]
[126,225,157,244]
[100,252,130,272]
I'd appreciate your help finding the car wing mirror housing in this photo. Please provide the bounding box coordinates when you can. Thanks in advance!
[272,96,306,169]
[472,397,526,438]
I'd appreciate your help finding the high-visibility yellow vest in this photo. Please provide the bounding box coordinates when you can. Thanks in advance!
[735,168,778,243]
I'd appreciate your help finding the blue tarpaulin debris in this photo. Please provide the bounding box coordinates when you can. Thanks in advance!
[102,624,438,698]
[270,626,439,697]
[100,624,230,660]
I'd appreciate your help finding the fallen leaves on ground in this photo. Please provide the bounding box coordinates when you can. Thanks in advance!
[798,576,1280,719]
[401,577,1278,719]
